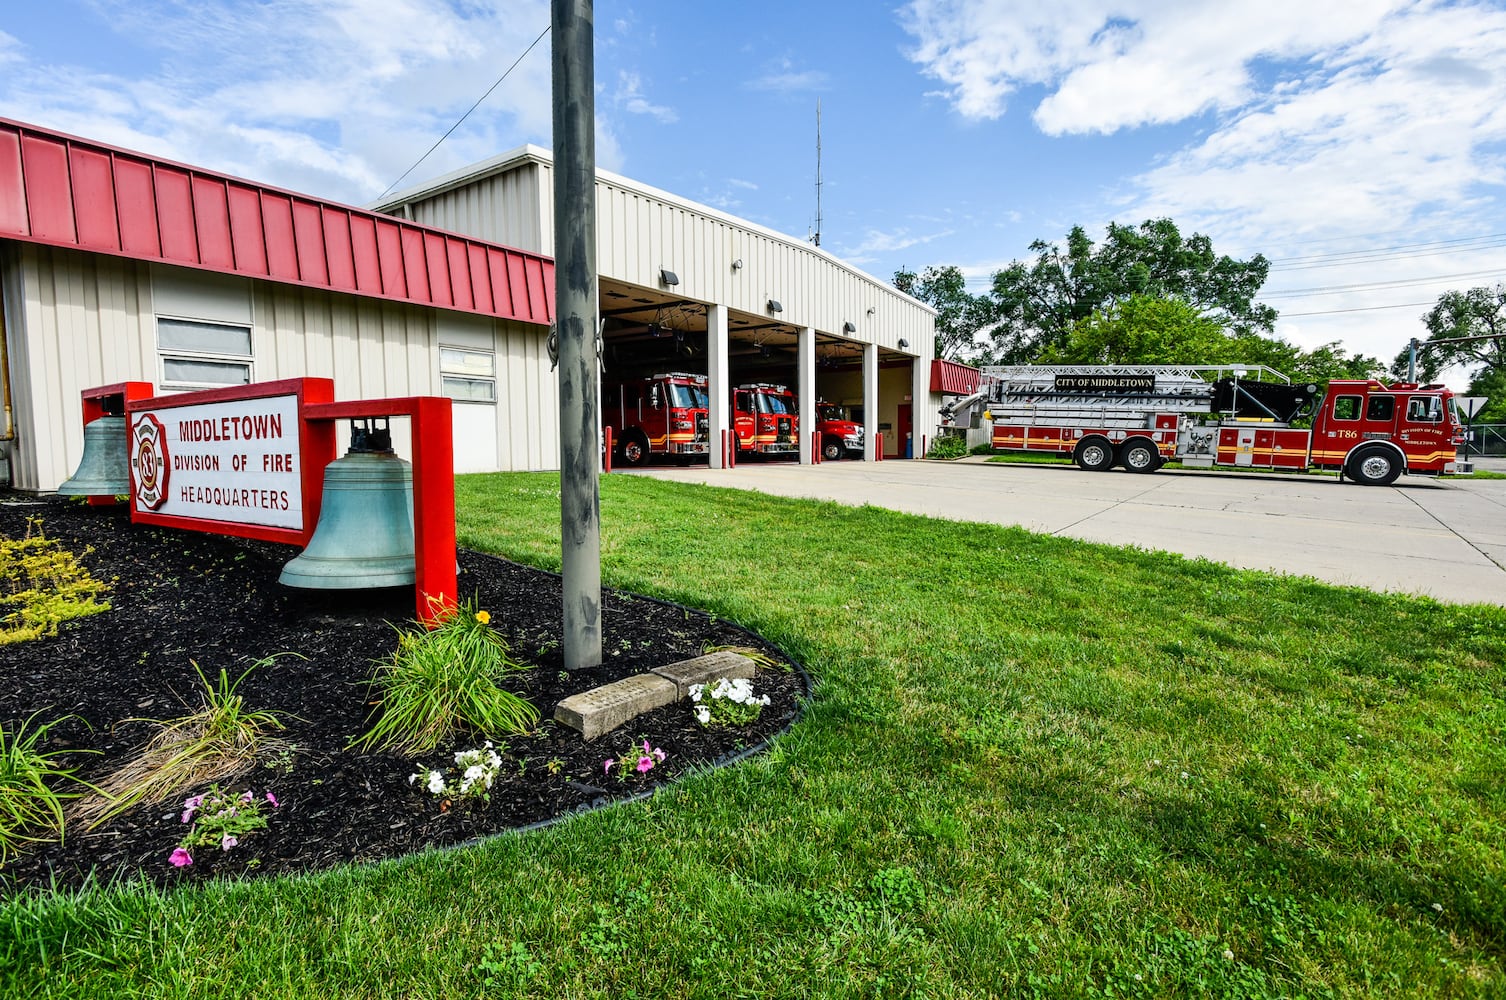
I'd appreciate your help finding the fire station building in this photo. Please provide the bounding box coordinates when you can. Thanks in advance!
[0,117,946,492]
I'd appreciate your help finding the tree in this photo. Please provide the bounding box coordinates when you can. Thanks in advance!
[1043,295,1233,365]
[891,264,994,360]
[985,219,1276,362]
[1392,284,1506,382]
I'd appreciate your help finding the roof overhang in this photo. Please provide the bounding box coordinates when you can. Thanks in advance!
[0,118,554,327]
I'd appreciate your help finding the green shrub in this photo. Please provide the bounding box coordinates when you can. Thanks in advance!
[0,714,97,863]
[925,433,968,460]
[353,600,538,754]
[0,518,110,645]
[969,441,995,456]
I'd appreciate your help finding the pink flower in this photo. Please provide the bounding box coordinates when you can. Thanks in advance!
[221,834,238,852]
[180,808,195,824]
[604,759,614,774]
[636,756,653,773]
[240,791,254,803]
[170,847,193,868]
[265,792,279,808]
[183,794,203,809]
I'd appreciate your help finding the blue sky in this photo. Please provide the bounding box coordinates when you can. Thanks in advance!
[4,1,1506,384]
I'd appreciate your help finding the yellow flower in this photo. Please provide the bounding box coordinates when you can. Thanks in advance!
[475,610,491,625]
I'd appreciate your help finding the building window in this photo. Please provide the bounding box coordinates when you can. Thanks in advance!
[158,318,252,389]
[440,347,497,403]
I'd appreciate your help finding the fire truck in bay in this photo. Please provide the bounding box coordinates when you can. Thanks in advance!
[940,364,1466,486]
[732,383,799,457]
[603,372,711,466]
[815,400,865,460]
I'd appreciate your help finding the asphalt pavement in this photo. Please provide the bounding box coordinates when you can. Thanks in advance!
[624,456,1506,606]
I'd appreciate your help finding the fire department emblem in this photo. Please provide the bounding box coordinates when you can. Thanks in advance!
[131,413,170,510]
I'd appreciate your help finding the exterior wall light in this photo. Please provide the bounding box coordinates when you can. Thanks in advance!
[732,258,744,270]
[898,338,909,350]
[660,268,680,287]
[842,321,856,334]
[767,299,783,313]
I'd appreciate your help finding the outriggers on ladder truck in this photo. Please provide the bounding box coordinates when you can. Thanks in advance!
[939,365,1467,486]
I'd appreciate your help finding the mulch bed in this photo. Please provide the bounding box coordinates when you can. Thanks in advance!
[0,493,806,894]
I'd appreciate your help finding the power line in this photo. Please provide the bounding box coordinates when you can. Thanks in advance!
[1267,232,1506,267]
[377,23,551,202]
[1264,267,1506,298]
[1279,301,1436,317]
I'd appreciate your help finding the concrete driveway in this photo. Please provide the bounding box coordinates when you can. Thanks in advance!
[624,457,1506,606]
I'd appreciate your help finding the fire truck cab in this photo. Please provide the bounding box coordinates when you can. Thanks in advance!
[1308,380,1460,485]
[732,383,799,457]
[603,372,711,467]
[815,401,865,460]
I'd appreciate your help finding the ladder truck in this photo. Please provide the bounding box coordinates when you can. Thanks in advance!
[939,364,1466,486]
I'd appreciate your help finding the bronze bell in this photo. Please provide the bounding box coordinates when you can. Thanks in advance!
[57,416,131,497]
[278,420,416,590]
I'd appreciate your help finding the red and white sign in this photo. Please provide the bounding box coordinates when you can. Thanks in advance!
[130,393,303,529]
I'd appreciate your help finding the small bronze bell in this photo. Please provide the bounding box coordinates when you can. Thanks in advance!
[57,416,130,496]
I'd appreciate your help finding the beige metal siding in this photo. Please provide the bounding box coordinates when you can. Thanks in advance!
[405,161,550,256]
[383,148,938,358]
[4,244,154,491]
[3,244,558,491]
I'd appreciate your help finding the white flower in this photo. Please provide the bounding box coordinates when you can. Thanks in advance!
[694,705,711,725]
[1222,949,1234,961]
[426,771,447,795]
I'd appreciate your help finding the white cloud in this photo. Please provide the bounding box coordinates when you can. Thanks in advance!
[0,0,555,204]
[748,58,828,93]
[898,0,1408,130]
[838,227,955,265]
[614,71,678,123]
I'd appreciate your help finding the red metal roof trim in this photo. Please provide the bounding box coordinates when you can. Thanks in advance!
[931,358,981,395]
[0,118,554,327]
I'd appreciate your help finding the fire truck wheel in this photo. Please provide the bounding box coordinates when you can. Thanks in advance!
[1346,446,1401,486]
[1073,438,1115,472]
[1118,440,1160,473]
[822,438,844,461]
[620,434,650,467]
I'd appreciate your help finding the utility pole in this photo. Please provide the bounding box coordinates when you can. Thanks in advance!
[552,0,602,669]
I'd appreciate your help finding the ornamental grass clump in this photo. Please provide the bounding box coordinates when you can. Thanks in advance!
[354,600,537,755]
[0,518,110,645]
[0,713,98,864]
[76,658,290,828]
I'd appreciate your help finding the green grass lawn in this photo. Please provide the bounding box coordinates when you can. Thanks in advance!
[5,472,1504,998]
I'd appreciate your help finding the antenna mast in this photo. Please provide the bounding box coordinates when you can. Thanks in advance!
[812,99,822,247]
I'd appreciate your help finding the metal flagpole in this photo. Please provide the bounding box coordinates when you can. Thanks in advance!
[552,0,602,669]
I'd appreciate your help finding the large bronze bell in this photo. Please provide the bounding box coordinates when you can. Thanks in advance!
[57,416,131,496]
[278,420,416,590]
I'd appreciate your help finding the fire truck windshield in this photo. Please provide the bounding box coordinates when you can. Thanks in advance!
[669,383,709,409]
[757,393,792,415]
[819,404,850,421]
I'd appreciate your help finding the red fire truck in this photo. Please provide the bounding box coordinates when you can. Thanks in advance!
[815,400,865,460]
[732,383,799,457]
[940,364,1466,486]
[603,372,711,466]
